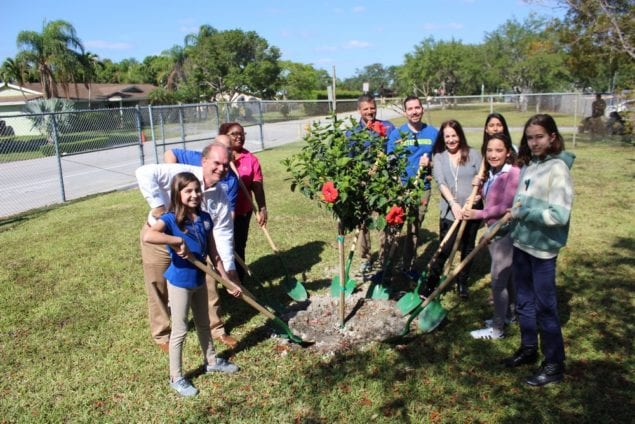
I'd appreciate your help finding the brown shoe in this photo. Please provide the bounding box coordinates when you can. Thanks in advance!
[214,334,238,349]
[158,341,169,353]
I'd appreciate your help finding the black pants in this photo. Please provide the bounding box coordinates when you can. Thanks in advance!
[426,217,481,293]
[234,212,252,281]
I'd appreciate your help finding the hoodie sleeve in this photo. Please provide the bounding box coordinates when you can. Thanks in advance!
[520,159,573,227]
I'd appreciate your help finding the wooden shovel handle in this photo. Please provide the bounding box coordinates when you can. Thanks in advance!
[188,256,276,321]
[230,162,278,253]
[443,160,485,275]
[422,212,511,309]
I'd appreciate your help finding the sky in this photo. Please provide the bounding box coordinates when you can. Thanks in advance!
[1,0,565,80]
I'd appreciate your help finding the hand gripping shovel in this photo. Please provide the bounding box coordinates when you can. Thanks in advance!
[330,229,359,298]
[443,160,485,276]
[234,253,287,314]
[400,213,511,336]
[230,162,308,302]
[396,218,461,316]
[188,256,308,344]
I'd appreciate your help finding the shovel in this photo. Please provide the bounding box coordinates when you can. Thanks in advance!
[234,253,287,314]
[365,234,400,300]
[396,218,461,316]
[230,163,308,302]
[188,256,309,344]
[443,160,485,275]
[403,213,511,335]
[330,228,359,298]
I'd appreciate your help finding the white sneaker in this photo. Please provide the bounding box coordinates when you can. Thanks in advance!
[470,327,504,340]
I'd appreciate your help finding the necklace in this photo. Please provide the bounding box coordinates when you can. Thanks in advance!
[449,152,460,198]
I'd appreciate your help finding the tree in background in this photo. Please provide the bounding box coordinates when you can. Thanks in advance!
[482,15,569,94]
[340,63,397,96]
[539,0,635,91]
[279,61,330,99]
[184,26,282,100]
[15,20,87,99]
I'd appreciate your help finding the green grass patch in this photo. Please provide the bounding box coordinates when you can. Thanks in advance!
[0,138,633,422]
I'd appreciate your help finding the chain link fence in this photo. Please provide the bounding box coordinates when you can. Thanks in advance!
[0,92,627,218]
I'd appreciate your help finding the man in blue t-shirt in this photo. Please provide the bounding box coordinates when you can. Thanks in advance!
[384,95,438,274]
[164,135,239,215]
[346,95,396,274]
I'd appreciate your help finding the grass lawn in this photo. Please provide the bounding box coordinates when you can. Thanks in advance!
[0,134,633,423]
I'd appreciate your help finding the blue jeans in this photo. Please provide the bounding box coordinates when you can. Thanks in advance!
[513,247,565,364]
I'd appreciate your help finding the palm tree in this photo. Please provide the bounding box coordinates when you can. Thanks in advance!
[162,45,187,92]
[77,51,102,107]
[16,19,86,99]
[1,57,33,101]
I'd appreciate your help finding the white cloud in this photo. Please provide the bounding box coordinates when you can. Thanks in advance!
[343,40,371,49]
[85,40,133,50]
[352,6,366,13]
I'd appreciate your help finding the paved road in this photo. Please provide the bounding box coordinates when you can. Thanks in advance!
[0,107,405,218]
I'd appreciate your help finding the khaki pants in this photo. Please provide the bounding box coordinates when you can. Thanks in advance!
[139,223,226,345]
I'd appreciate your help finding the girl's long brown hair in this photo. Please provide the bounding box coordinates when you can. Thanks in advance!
[168,172,201,230]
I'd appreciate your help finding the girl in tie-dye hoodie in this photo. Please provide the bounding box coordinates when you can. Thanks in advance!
[504,114,574,387]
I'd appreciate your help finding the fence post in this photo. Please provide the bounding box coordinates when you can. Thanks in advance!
[214,103,220,133]
[51,114,67,203]
[258,101,265,150]
[178,107,186,148]
[135,105,145,166]
[572,92,578,148]
[489,96,493,113]
[148,105,159,164]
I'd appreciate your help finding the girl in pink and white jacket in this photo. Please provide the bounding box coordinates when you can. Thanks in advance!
[463,132,520,340]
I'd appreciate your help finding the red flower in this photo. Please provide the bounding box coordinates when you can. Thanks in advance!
[367,120,387,137]
[322,181,339,203]
[386,205,405,226]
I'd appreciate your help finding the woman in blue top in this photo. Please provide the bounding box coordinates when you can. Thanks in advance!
[144,172,241,397]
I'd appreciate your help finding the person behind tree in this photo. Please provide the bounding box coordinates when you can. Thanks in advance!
[591,93,606,118]
[346,94,396,273]
[503,114,574,387]
[385,95,438,275]
[143,172,241,397]
[463,132,520,339]
[219,122,267,281]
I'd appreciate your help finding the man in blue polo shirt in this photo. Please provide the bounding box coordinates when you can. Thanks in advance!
[347,95,396,273]
[385,95,438,274]
[164,135,239,215]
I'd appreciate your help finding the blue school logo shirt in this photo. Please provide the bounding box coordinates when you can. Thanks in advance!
[161,211,213,288]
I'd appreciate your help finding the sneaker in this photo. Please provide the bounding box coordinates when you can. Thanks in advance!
[206,357,239,373]
[359,260,372,274]
[470,327,504,340]
[170,377,198,397]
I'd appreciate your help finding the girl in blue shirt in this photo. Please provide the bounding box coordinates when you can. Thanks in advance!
[144,172,240,397]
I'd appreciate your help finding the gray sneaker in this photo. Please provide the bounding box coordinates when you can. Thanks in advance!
[206,357,239,373]
[484,317,513,328]
[170,377,198,397]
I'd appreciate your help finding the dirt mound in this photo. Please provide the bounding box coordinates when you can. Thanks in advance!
[283,287,411,354]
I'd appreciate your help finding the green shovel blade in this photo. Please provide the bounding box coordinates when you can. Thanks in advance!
[417,300,448,333]
[330,276,356,298]
[396,292,423,316]
[284,277,308,302]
